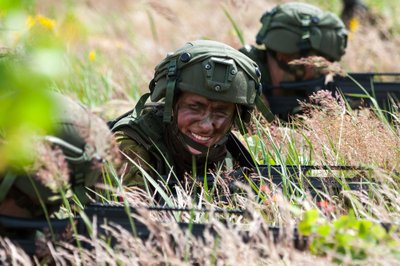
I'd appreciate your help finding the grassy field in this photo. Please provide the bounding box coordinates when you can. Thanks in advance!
[1,0,400,265]
[32,0,400,109]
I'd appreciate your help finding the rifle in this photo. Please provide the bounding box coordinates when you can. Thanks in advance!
[0,163,380,257]
[221,133,374,199]
[265,72,400,119]
[1,203,395,257]
[0,114,381,257]
[0,203,308,256]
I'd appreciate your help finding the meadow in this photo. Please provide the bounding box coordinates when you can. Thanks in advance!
[0,0,400,265]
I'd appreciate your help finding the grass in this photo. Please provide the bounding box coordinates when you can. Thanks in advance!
[1,0,400,265]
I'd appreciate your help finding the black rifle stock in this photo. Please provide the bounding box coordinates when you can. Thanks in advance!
[0,204,306,256]
[162,164,372,200]
[223,132,373,198]
[266,72,400,119]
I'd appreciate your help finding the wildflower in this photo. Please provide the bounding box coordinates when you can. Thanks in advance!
[88,50,96,61]
[289,56,346,77]
[26,15,55,31]
[349,17,359,33]
[26,15,35,29]
[36,15,55,30]
[260,184,270,193]
[317,200,335,213]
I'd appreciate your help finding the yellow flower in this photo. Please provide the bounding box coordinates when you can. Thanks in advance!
[36,15,55,30]
[88,50,96,61]
[349,17,359,32]
[27,15,55,31]
[26,15,36,29]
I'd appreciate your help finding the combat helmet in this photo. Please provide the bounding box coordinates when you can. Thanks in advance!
[255,2,348,61]
[0,92,119,217]
[148,40,264,124]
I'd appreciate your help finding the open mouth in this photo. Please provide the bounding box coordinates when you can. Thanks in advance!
[191,132,211,143]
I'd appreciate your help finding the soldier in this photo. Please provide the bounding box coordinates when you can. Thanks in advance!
[0,92,119,219]
[109,40,262,189]
[341,0,369,26]
[240,2,348,119]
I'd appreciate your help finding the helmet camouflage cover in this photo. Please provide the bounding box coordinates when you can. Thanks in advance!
[1,92,119,216]
[149,40,262,123]
[255,2,348,61]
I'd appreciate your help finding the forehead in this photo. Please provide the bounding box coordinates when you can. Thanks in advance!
[177,92,235,107]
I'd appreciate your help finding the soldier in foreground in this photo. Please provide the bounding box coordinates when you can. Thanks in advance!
[0,92,119,219]
[240,2,348,119]
[110,40,262,188]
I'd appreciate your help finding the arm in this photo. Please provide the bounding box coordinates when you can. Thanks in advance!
[114,130,155,188]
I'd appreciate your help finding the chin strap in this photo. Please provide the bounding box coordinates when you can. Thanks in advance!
[163,59,178,123]
[255,94,275,123]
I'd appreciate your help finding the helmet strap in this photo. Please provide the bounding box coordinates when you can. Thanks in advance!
[134,92,151,117]
[163,59,178,123]
[0,171,17,202]
[255,94,275,123]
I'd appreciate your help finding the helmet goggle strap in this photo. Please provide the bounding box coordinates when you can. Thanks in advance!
[163,58,178,123]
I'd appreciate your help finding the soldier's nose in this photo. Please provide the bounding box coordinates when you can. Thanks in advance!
[197,116,214,131]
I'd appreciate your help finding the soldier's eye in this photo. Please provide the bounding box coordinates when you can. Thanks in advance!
[214,111,230,119]
[188,104,200,111]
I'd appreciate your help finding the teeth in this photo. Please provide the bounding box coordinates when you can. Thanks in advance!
[191,132,210,141]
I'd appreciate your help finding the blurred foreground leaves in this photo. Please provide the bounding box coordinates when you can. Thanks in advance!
[0,3,67,170]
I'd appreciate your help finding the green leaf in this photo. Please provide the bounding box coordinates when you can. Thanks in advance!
[298,209,319,235]
[317,224,331,237]
[0,0,33,11]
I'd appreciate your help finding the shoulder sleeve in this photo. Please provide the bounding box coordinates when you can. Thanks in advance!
[114,130,154,188]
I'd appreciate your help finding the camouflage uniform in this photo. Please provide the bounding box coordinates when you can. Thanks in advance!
[110,40,262,188]
[0,92,119,218]
[239,2,347,118]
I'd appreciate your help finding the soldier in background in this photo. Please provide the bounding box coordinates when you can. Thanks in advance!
[341,0,369,26]
[109,40,262,189]
[0,92,120,219]
[240,2,348,119]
